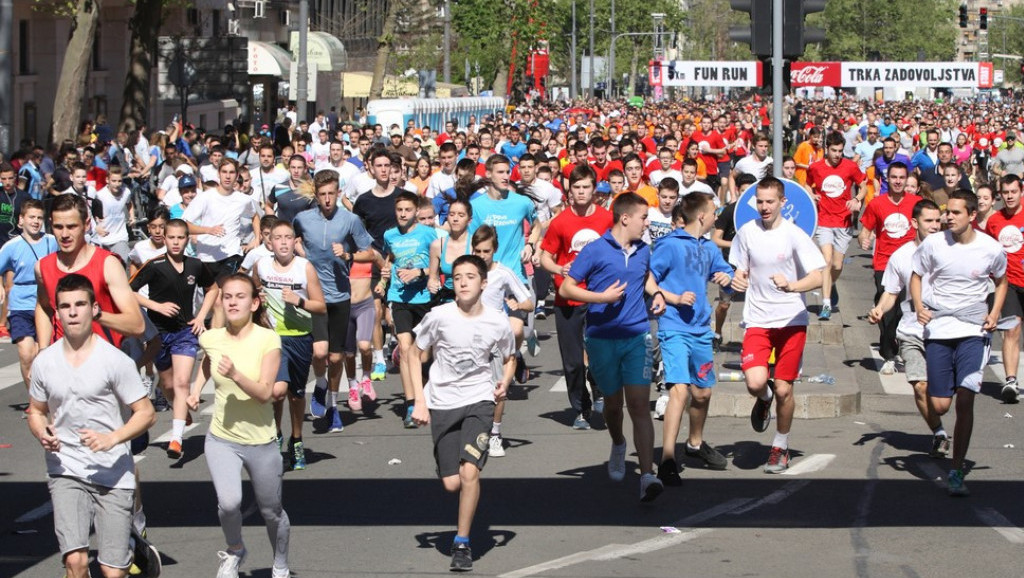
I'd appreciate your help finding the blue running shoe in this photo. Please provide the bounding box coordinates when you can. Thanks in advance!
[310,386,327,419]
[327,407,344,433]
[371,362,387,382]
[291,441,307,471]
[403,405,418,428]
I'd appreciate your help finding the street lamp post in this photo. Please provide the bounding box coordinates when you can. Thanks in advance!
[296,0,309,122]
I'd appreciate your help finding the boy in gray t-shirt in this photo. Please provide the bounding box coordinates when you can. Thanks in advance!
[27,273,155,576]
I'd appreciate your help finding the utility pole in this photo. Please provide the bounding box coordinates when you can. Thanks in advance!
[609,0,615,98]
[296,0,309,122]
[571,0,578,99]
[443,0,451,84]
[588,0,595,99]
[772,0,783,176]
[0,0,11,155]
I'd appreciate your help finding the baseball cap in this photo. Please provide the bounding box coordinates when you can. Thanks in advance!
[178,174,197,189]
[596,181,612,194]
[390,127,403,137]
[176,164,194,175]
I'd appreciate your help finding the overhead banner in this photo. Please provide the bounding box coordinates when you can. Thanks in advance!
[655,60,762,87]
[790,61,994,88]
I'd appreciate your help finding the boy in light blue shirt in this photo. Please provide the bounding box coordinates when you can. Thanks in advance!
[382,191,439,427]
[647,192,734,486]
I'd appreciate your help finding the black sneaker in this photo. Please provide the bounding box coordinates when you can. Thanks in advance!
[750,380,774,433]
[514,353,530,384]
[1001,377,1020,404]
[712,333,723,353]
[450,542,473,572]
[658,458,683,486]
[685,441,728,470]
[830,286,840,311]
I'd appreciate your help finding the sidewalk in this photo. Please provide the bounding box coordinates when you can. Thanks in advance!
[706,253,874,419]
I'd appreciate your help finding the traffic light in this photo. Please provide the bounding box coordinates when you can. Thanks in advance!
[980,7,988,30]
[783,0,826,59]
[959,4,968,28]
[1019,62,1024,81]
[729,0,772,58]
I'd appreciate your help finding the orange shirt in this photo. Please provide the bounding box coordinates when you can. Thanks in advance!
[793,141,823,185]
[619,183,659,207]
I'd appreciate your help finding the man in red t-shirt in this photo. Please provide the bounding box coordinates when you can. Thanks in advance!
[539,164,614,430]
[588,137,623,183]
[984,174,1024,403]
[807,132,865,319]
[858,161,921,371]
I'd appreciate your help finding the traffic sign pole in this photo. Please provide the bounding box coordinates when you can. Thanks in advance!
[773,0,783,176]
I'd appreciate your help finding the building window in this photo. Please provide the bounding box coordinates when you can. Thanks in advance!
[93,22,103,70]
[24,103,38,143]
[18,21,29,75]
[279,9,290,26]
[212,10,222,38]
[187,8,199,26]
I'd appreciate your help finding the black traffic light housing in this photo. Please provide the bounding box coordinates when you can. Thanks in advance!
[959,4,968,28]
[980,7,988,30]
[729,0,773,58]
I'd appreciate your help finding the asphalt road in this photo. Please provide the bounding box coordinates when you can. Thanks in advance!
[1,249,1023,577]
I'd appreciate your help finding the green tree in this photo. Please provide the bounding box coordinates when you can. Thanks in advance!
[451,0,547,94]
[986,4,1024,84]
[817,0,958,61]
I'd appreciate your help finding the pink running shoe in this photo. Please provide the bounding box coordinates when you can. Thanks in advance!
[360,377,376,402]
[347,387,363,412]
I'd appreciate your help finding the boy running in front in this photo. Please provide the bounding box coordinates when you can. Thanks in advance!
[408,254,516,572]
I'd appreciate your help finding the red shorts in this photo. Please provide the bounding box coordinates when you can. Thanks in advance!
[740,326,807,381]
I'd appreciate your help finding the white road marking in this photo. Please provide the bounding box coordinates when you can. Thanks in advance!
[781,453,836,476]
[867,346,910,396]
[15,501,53,523]
[0,361,25,392]
[728,480,811,515]
[548,377,566,392]
[974,507,1024,544]
[134,454,146,464]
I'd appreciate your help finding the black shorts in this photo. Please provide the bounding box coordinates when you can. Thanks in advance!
[276,334,314,397]
[706,174,722,192]
[391,302,430,335]
[311,300,352,353]
[430,401,493,478]
[209,255,244,284]
[1001,284,1024,320]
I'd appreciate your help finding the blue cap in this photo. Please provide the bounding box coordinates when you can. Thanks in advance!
[178,174,197,189]
[596,181,612,194]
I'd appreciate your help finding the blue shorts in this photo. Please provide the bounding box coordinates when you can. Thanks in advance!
[925,335,990,397]
[584,332,652,396]
[155,327,199,372]
[7,310,35,343]
[659,330,716,388]
[276,333,314,398]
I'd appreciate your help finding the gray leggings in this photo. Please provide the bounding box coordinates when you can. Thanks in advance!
[204,433,290,568]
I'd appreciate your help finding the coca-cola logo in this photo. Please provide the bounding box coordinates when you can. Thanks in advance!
[792,66,827,84]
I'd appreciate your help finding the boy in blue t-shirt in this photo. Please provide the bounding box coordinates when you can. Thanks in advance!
[382,191,438,428]
[560,192,669,503]
[469,155,538,283]
[0,199,57,388]
[648,192,734,486]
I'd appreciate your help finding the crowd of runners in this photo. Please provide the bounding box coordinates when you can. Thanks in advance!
[3,91,1024,575]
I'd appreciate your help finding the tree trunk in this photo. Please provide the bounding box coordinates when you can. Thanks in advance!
[369,0,401,100]
[119,0,163,132]
[492,59,507,98]
[51,0,101,145]
[628,40,639,97]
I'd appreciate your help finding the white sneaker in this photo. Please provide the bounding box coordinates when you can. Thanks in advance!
[640,472,664,502]
[879,360,896,375]
[608,442,627,481]
[654,393,670,420]
[140,373,154,397]
[488,434,506,457]
[272,566,290,578]
[217,548,246,578]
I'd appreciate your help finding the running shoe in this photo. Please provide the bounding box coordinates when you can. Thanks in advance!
[750,381,774,433]
[450,542,473,572]
[326,407,344,433]
[276,434,282,452]
[130,527,162,578]
[879,359,896,375]
[291,441,307,471]
[309,379,328,418]
[640,472,664,502]
[216,548,247,578]
[818,303,832,321]
[534,307,547,320]
[929,434,950,459]
[763,446,790,473]
[514,352,530,384]
[166,440,183,460]
[593,396,605,414]
[830,287,840,311]
[572,413,591,430]
[488,434,505,457]
[1001,377,1020,404]
[390,344,401,370]
[271,566,290,578]
[712,333,723,353]
[654,393,669,420]
[359,377,376,402]
[403,405,417,429]
[347,387,362,412]
[153,388,170,412]
[526,332,540,357]
[0,325,10,341]
[608,441,627,482]
[947,469,969,497]
[371,361,387,382]
[685,441,728,470]
[658,458,683,487]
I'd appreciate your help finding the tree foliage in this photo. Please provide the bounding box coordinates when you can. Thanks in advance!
[816,0,958,62]
[986,4,1024,81]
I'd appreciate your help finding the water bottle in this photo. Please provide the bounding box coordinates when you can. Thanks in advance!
[718,370,745,382]
[805,373,836,385]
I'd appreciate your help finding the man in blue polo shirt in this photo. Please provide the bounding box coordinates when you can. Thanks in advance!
[560,192,669,503]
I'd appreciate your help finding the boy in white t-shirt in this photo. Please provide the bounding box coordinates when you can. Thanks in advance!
[408,254,516,573]
[910,191,1007,496]
[644,177,679,246]
[93,165,135,265]
[730,177,826,474]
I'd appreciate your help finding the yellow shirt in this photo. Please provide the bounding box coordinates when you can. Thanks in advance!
[201,326,281,445]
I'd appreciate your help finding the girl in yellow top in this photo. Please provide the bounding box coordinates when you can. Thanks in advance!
[187,274,289,578]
